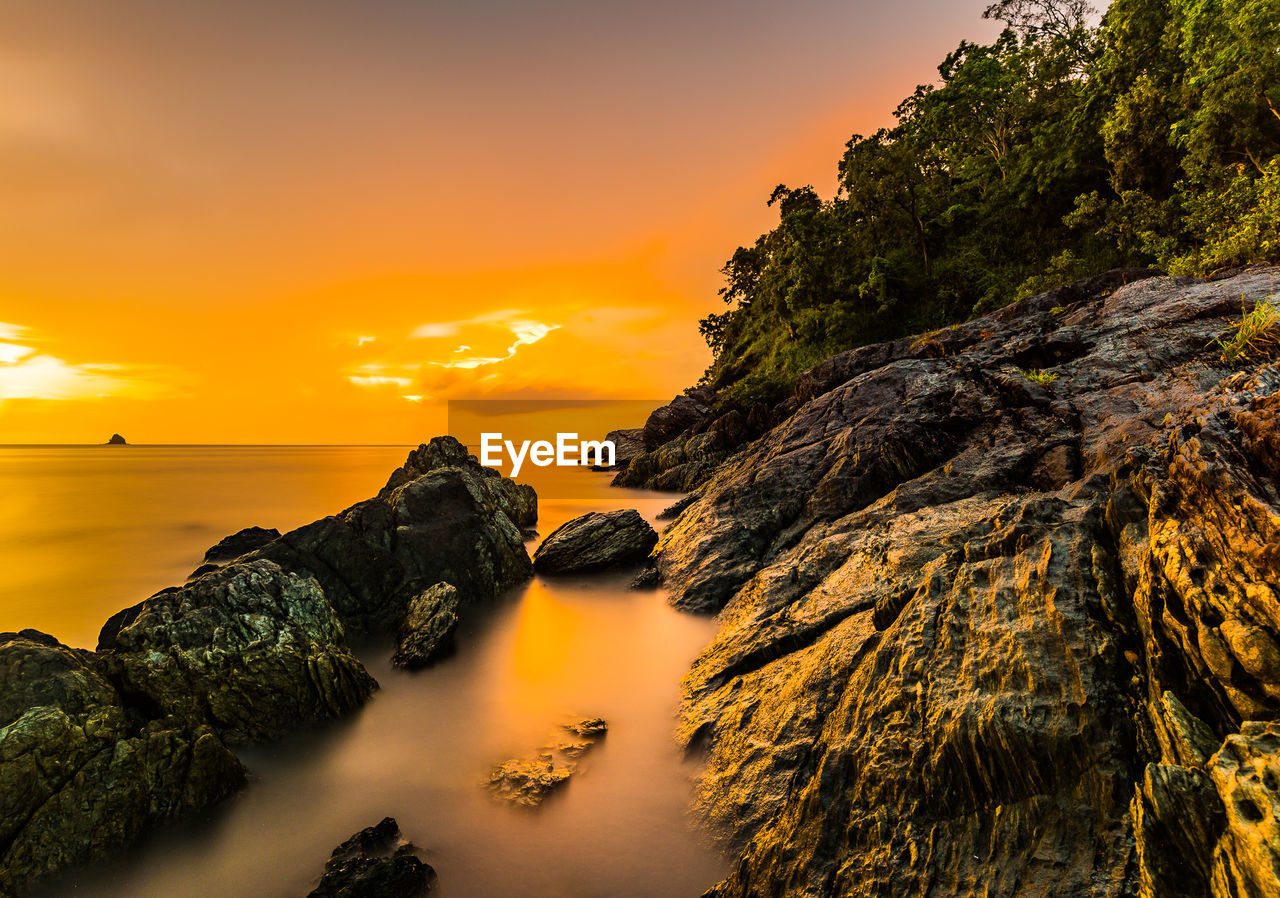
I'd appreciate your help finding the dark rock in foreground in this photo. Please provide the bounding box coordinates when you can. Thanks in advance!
[392,582,460,669]
[97,560,376,745]
[308,817,434,898]
[649,268,1280,897]
[0,630,245,896]
[532,510,658,574]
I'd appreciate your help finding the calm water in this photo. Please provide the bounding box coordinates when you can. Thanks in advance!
[2,446,727,897]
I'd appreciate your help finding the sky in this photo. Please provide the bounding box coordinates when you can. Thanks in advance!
[0,0,1005,443]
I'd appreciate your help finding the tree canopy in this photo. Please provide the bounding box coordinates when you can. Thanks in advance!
[700,0,1280,405]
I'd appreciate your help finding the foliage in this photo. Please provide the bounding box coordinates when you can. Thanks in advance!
[698,0,1280,403]
[1020,368,1061,384]
[1215,298,1280,364]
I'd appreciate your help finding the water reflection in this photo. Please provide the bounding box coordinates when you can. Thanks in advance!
[8,448,727,896]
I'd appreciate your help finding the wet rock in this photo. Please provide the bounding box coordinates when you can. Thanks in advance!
[392,583,460,670]
[308,817,435,898]
[629,565,660,590]
[96,560,377,745]
[646,268,1280,897]
[0,630,245,896]
[532,510,657,574]
[563,717,608,738]
[488,753,575,807]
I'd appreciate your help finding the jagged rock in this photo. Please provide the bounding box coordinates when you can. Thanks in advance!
[203,526,282,564]
[629,565,660,590]
[489,719,608,806]
[247,437,534,634]
[308,817,435,897]
[643,268,1280,896]
[604,427,646,466]
[488,753,575,807]
[0,630,245,896]
[392,583,460,670]
[532,510,658,574]
[563,717,607,737]
[96,560,377,745]
[1209,723,1280,898]
[642,390,715,449]
[105,433,127,445]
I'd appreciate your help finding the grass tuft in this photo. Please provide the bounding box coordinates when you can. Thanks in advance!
[1216,297,1280,364]
[1020,368,1059,385]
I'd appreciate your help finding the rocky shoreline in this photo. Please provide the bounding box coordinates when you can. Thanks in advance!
[632,266,1280,897]
[5,267,1280,897]
[0,438,535,896]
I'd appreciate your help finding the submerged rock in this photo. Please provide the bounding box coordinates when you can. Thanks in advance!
[0,630,245,896]
[488,753,576,807]
[308,817,435,898]
[392,582,460,669]
[645,267,1280,897]
[532,510,657,574]
[489,718,609,806]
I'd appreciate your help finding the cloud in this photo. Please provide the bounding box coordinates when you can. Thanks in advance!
[347,374,413,388]
[0,321,175,402]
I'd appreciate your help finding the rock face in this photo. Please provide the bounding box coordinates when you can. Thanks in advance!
[604,427,646,467]
[96,560,376,745]
[308,817,435,898]
[531,509,658,574]
[648,267,1280,897]
[0,630,245,896]
[392,582,460,669]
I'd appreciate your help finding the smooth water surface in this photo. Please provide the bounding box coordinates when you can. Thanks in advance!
[1,446,727,897]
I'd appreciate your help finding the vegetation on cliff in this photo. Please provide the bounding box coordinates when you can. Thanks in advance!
[700,0,1280,404]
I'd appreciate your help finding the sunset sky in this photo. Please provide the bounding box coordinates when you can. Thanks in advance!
[0,0,1003,443]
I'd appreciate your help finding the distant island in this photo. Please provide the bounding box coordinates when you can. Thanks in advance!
[105,434,128,445]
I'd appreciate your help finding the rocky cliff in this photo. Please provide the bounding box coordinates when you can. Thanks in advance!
[649,268,1280,897]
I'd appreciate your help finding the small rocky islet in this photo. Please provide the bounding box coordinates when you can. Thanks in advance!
[5,268,1280,897]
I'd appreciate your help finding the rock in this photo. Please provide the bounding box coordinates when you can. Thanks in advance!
[1209,723,1280,898]
[489,719,608,806]
[392,583,460,670]
[629,565,659,590]
[0,630,245,896]
[248,436,534,634]
[531,510,658,574]
[96,560,377,745]
[604,427,646,466]
[308,817,435,898]
[488,753,575,807]
[642,390,715,450]
[563,717,608,738]
[105,433,127,445]
[644,267,1280,897]
[202,526,282,564]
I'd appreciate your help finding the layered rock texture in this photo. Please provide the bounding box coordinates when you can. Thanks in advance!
[0,437,534,895]
[308,817,434,898]
[531,509,658,574]
[650,268,1280,897]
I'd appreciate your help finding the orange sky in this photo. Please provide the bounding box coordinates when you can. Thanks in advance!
[0,0,1001,443]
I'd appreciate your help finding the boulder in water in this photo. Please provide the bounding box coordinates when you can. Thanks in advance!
[531,510,657,574]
